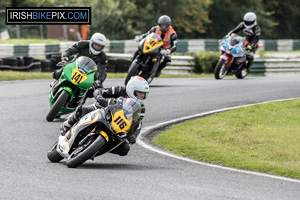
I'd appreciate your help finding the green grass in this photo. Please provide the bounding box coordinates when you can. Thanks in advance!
[153,99,300,179]
[0,39,69,44]
[0,71,213,81]
[0,71,52,81]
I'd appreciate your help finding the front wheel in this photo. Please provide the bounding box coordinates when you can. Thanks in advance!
[46,90,70,122]
[214,59,228,79]
[235,68,249,79]
[125,62,142,85]
[47,141,64,162]
[66,135,106,168]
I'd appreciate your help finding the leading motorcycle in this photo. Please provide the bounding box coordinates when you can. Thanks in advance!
[47,97,141,168]
[125,33,164,85]
[46,56,97,121]
[214,33,262,79]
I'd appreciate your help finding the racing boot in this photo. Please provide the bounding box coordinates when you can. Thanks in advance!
[60,106,83,135]
[246,60,253,72]
[155,57,171,77]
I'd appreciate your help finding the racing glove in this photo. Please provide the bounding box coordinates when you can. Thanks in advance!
[62,57,69,62]
[57,57,69,67]
[127,135,136,144]
[93,80,102,89]
[96,97,108,107]
[134,35,143,42]
[160,49,171,56]
[246,45,252,52]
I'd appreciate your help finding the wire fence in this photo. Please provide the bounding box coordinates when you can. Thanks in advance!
[0,10,46,39]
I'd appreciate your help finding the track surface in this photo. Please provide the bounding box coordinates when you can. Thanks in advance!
[1,76,300,200]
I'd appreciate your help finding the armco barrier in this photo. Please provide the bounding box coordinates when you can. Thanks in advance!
[1,42,300,75]
[104,53,194,75]
[104,54,300,76]
[2,39,300,57]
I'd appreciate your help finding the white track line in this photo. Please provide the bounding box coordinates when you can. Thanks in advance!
[137,98,300,183]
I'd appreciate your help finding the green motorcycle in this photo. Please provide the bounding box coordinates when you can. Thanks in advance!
[46,56,97,122]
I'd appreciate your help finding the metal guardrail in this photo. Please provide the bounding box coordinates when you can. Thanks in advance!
[108,53,300,76]
[1,42,300,75]
[106,53,195,75]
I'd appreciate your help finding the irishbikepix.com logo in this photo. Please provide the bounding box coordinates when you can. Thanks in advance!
[6,7,91,24]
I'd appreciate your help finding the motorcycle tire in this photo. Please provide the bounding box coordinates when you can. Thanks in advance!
[47,141,64,162]
[46,90,70,122]
[214,59,228,79]
[124,62,142,86]
[66,135,106,168]
[235,68,249,79]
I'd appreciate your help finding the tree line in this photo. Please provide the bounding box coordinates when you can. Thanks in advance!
[1,0,300,40]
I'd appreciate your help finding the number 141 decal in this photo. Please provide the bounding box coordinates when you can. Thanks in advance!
[71,69,87,85]
[72,72,83,84]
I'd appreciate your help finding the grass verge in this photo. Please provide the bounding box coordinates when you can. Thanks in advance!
[0,71,52,81]
[0,39,69,44]
[153,99,300,179]
[0,71,213,82]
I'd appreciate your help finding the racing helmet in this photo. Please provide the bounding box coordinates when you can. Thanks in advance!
[126,76,149,103]
[243,12,257,29]
[158,15,171,33]
[89,33,106,55]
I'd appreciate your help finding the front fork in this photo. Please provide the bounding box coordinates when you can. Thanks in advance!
[220,53,233,69]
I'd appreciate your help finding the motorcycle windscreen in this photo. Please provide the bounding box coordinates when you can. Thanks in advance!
[142,33,164,54]
[122,98,141,122]
[110,98,141,134]
[76,56,97,74]
[63,56,96,87]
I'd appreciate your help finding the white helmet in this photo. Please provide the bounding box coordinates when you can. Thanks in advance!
[243,12,257,29]
[89,33,106,55]
[126,76,149,103]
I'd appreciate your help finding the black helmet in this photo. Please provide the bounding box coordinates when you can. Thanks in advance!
[158,15,171,33]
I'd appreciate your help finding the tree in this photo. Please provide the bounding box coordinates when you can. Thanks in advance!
[173,0,212,39]
[89,0,137,40]
[263,0,300,39]
[205,0,277,39]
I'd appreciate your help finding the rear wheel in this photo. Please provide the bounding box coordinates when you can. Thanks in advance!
[214,59,228,79]
[46,90,70,122]
[47,141,64,162]
[235,67,249,79]
[125,62,142,85]
[66,135,106,168]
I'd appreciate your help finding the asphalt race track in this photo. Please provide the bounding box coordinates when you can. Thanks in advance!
[1,76,300,200]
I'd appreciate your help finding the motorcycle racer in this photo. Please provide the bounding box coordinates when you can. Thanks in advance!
[226,12,261,70]
[52,32,108,90]
[60,76,149,156]
[134,15,178,77]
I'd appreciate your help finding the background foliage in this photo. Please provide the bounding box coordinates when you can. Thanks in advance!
[1,0,300,39]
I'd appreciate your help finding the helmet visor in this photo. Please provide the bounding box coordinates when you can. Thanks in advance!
[134,91,148,100]
[92,43,104,51]
[244,20,255,26]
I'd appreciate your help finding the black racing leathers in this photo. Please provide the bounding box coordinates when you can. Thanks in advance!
[227,22,261,68]
[61,40,108,84]
[62,86,145,156]
[228,22,261,49]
